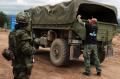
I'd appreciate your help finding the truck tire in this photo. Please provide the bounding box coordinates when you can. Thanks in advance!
[50,39,69,66]
[90,45,105,64]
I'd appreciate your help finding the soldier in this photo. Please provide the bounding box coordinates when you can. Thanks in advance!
[9,12,36,79]
[82,18,101,76]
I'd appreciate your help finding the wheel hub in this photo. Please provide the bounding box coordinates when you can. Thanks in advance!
[53,49,59,57]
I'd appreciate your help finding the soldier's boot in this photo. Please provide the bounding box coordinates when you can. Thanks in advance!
[97,72,101,76]
[82,72,90,76]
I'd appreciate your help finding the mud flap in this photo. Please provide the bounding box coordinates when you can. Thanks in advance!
[104,44,113,57]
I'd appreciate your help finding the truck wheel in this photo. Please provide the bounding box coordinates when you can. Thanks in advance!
[90,45,105,64]
[50,39,69,66]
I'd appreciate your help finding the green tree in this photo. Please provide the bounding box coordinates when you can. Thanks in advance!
[0,11,9,28]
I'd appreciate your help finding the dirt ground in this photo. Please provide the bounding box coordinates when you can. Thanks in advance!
[0,31,120,79]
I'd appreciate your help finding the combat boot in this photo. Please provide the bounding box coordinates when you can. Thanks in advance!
[97,72,101,76]
[82,72,90,76]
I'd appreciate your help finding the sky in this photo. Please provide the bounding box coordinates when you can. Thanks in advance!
[0,0,120,18]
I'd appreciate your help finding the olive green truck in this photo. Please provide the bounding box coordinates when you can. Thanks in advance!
[25,0,118,66]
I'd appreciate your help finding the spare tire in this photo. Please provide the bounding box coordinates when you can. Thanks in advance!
[50,39,69,66]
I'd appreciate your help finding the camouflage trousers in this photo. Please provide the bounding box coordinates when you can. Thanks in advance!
[83,44,101,73]
[13,64,33,79]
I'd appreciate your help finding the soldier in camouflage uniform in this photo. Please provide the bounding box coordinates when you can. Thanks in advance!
[9,12,36,79]
[82,18,101,76]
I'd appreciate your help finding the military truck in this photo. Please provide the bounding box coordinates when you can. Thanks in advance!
[25,0,118,66]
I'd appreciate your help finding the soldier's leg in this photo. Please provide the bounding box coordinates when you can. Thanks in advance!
[21,62,33,79]
[83,44,91,73]
[19,72,28,79]
[92,45,101,73]
[18,69,31,79]
[26,64,33,79]
[12,64,30,79]
[13,67,19,79]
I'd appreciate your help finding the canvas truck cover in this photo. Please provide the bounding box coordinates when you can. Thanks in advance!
[25,0,118,24]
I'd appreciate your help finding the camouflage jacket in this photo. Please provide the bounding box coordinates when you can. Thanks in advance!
[15,28,35,57]
[9,28,35,58]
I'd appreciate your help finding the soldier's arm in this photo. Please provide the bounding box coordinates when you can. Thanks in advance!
[21,41,36,56]
[78,20,85,27]
[77,17,85,27]
[20,31,36,56]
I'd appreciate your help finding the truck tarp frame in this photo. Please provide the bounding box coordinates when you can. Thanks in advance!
[26,0,118,24]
